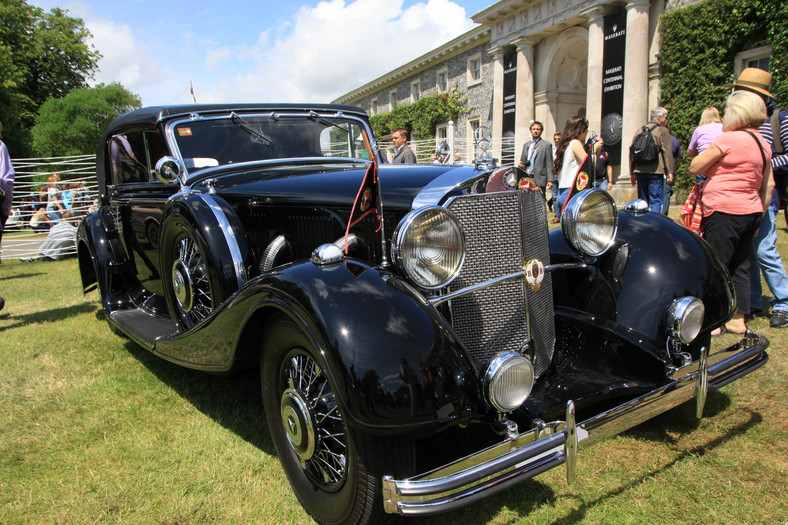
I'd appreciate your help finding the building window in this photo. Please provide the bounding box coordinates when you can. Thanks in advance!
[467,55,482,86]
[411,80,420,102]
[370,98,378,115]
[469,118,481,159]
[437,68,448,92]
[390,89,398,109]
[735,45,772,75]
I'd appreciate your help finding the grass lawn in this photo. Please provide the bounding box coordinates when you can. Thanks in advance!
[0,208,786,524]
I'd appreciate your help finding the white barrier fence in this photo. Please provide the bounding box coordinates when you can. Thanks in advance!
[1,155,98,260]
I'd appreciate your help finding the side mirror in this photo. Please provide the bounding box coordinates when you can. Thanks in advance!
[154,156,184,184]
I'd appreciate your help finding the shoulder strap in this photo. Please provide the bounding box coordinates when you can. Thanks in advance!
[742,129,767,173]
[772,111,785,155]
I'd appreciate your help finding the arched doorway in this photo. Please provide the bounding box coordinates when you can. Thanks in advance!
[535,28,589,136]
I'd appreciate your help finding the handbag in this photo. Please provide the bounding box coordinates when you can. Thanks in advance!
[680,181,705,233]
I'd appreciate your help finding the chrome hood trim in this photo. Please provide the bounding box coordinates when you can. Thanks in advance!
[411,167,491,209]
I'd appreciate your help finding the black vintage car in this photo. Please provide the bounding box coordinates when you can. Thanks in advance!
[77,104,768,525]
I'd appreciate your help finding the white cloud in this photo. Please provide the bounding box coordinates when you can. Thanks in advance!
[202,0,476,103]
[203,46,232,71]
[60,0,476,105]
[86,18,164,94]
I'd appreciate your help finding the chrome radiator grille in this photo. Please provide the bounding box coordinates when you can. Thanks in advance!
[445,191,555,376]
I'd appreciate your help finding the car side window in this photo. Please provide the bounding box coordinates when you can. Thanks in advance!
[109,130,169,185]
[109,133,147,185]
[143,131,168,182]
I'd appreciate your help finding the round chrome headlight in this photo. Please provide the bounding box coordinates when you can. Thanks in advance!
[392,206,465,289]
[561,189,618,257]
[483,352,535,412]
[666,296,705,343]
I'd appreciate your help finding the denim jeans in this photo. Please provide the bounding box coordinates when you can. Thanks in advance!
[554,187,571,218]
[635,173,664,214]
[661,179,672,216]
[750,200,788,312]
[593,179,608,191]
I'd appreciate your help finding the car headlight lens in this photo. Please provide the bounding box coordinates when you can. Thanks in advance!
[483,352,535,412]
[392,206,465,289]
[561,189,618,257]
[666,296,705,343]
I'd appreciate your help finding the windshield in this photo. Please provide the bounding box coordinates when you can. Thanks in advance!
[169,112,375,173]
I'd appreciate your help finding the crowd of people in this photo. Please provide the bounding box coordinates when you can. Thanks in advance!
[9,174,93,232]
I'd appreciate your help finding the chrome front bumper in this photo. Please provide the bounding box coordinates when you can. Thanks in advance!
[382,331,768,516]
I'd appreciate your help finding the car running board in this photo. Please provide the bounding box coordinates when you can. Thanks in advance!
[109,308,178,349]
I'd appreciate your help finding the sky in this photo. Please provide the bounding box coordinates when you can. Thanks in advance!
[31,0,495,106]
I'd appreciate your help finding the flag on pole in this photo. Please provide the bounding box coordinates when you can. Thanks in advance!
[559,152,592,215]
[344,161,381,253]
[190,81,196,103]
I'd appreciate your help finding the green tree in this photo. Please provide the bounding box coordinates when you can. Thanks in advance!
[0,0,100,157]
[32,83,141,158]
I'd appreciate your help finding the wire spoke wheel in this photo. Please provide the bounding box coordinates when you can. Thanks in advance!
[280,351,347,488]
[171,235,213,325]
[261,316,415,525]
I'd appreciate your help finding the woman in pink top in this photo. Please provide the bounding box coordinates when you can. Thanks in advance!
[690,91,774,334]
[687,107,724,183]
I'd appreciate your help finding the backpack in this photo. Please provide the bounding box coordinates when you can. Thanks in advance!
[630,124,660,164]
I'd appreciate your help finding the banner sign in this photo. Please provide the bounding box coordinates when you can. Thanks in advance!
[600,9,627,165]
[501,50,517,166]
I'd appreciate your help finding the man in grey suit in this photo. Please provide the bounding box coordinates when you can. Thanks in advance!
[518,121,554,199]
[391,128,417,163]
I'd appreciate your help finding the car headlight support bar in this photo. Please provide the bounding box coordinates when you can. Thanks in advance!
[426,262,588,307]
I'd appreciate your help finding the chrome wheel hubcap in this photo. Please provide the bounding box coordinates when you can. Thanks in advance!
[281,388,316,462]
[172,260,193,312]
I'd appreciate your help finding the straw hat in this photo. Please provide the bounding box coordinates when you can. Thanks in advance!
[725,67,773,98]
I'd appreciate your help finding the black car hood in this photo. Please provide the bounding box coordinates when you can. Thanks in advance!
[202,162,480,211]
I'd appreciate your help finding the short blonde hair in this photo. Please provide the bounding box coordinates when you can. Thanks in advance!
[698,107,721,125]
[722,90,767,131]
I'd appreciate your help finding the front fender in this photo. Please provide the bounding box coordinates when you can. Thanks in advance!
[550,209,735,345]
[154,258,482,433]
[268,260,481,432]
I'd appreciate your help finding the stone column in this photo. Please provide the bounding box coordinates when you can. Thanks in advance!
[513,37,536,156]
[620,0,650,181]
[489,46,507,161]
[583,8,606,138]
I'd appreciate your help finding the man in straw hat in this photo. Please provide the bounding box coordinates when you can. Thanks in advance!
[727,68,788,327]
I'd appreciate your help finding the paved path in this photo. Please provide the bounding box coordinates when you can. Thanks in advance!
[1,230,48,261]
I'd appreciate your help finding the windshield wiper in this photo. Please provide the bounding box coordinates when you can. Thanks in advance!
[231,112,273,146]
[308,111,349,134]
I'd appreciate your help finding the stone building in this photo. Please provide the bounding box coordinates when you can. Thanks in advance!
[336,26,495,163]
[334,0,770,195]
